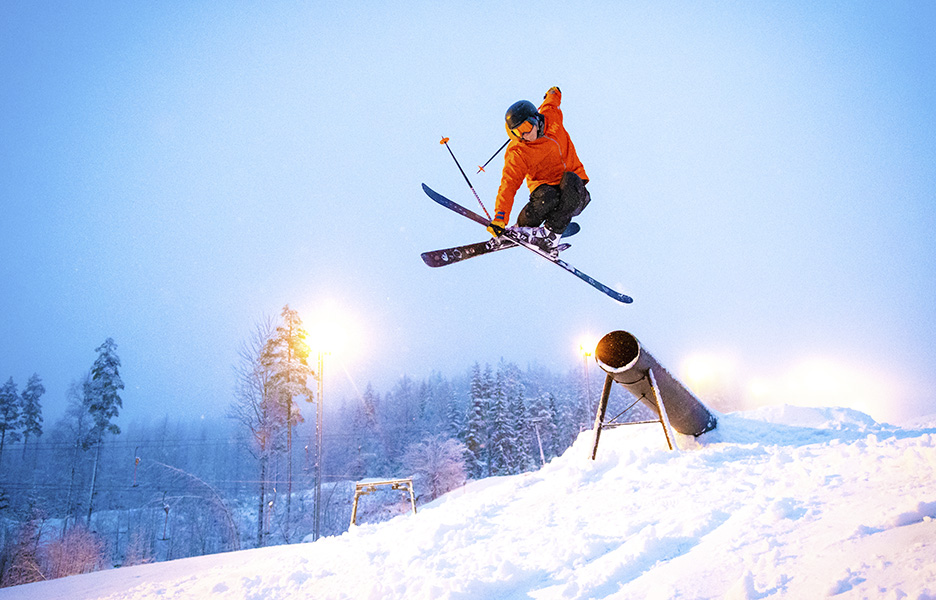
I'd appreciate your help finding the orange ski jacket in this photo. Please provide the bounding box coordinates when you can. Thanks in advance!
[494,88,589,224]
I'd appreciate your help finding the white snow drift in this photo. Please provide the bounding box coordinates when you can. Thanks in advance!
[4,405,935,600]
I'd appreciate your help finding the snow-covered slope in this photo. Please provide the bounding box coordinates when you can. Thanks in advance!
[4,406,935,600]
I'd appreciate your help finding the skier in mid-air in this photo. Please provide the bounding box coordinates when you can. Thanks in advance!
[488,86,591,255]
[419,86,632,303]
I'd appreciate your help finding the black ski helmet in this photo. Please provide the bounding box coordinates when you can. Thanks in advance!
[505,100,542,140]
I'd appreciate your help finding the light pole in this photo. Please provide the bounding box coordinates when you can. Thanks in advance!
[578,337,597,423]
[313,350,325,542]
[308,306,351,541]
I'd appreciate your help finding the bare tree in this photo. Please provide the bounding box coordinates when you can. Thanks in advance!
[61,376,93,534]
[42,525,105,580]
[0,512,43,587]
[230,317,285,547]
[403,435,468,503]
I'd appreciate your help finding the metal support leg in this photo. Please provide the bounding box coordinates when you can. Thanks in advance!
[590,373,615,460]
[648,368,676,451]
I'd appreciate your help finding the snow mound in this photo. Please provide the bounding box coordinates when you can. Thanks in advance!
[739,404,881,429]
[697,404,891,449]
[4,404,936,600]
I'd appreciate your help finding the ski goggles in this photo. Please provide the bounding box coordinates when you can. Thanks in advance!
[508,118,537,140]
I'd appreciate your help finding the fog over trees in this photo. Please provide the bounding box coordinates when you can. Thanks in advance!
[0,308,651,587]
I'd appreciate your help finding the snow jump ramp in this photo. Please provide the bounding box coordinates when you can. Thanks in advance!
[591,330,717,457]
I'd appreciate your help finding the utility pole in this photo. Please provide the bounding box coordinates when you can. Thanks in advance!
[530,419,547,466]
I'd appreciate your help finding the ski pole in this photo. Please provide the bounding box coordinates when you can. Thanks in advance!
[476,139,509,173]
[440,136,492,220]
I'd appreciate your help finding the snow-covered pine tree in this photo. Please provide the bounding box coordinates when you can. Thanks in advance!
[260,305,314,543]
[489,362,513,476]
[19,373,44,460]
[86,338,124,441]
[384,375,421,465]
[463,363,487,479]
[358,383,390,477]
[334,389,367,481]
[0,377,21,466]
[444,381,463,443]
[481,364,495,475]
[504,362,533,474]
[415,379,431,437]
[84,337,124,526]
[419,372,455,439]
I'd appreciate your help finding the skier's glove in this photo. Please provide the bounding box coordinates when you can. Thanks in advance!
[487,218,506,237]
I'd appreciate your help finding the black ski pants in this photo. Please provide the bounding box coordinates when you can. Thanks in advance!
[516,171,590,233]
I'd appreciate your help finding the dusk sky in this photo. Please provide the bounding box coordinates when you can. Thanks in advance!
[2,1,934,426]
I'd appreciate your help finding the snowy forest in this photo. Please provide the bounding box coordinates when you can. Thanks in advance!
[0,306,650,587]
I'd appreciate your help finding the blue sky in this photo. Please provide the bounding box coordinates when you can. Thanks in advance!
[2,1,934,425]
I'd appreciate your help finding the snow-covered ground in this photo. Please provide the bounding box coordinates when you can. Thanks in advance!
[3,405,935,600]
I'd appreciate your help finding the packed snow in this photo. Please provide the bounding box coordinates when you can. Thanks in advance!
[3,405,935,600]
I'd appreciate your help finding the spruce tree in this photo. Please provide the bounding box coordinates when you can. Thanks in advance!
[84,338,124,526]
[489,363,513,475]
[416,379,431,437]
[445,384,462,443]
[0,378,21,466]
[86,338,124,442]
[358,383,388,476]
[463,364,487,479]
[505,362,532,474]
[481,364,495,475]
[19,373,44,459]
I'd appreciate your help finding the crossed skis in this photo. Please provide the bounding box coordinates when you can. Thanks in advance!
[421,184,633,304]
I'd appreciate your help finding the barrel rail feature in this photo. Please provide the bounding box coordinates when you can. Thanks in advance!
[590,330,717,459]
